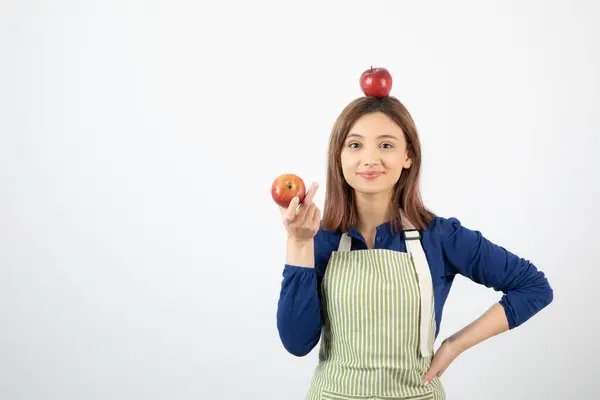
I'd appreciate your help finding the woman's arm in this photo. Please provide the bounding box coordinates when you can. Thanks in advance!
[448,302,509,352]
[438,217,554,330]
[285,236,315,267]
[276,230,331,357]
[424,302,509,383]
[423,217,553,382]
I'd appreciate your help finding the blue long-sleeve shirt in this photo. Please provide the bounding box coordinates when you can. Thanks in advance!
[276,216,553,357]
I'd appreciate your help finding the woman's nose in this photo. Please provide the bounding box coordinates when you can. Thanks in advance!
[362,149,381,166]
[362,158,381,167]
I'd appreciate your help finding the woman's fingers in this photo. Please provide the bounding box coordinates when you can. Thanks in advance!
[278,182,319,230]
[302,182,319,205]
[281,196,300,223]
[301,204,316,225]
[312,204,321,226]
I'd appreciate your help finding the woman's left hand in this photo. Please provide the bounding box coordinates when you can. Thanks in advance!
[423,337,462,384]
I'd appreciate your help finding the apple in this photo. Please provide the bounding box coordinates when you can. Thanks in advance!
[360,66,393,98]
[271,174,306,208]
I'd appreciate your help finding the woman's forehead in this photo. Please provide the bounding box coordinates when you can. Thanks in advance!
[347,112,403,137]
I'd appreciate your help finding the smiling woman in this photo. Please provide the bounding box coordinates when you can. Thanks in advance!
[275,94,553,400]
[324,97,432,235]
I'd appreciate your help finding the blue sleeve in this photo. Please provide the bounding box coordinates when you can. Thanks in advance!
[436,217,553,329]
[276,229,332,356]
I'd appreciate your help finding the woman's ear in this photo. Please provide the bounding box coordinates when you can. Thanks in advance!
[403,154,413,169]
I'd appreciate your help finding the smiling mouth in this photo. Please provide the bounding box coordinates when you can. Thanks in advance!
[358,172,383,180]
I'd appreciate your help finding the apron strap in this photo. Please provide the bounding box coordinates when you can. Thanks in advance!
[400,211,434,358]
[337,231,352,252]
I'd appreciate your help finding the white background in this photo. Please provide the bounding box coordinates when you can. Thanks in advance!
[1,1,598,399]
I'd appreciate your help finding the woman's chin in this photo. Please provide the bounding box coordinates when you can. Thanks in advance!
[352,184,394,196]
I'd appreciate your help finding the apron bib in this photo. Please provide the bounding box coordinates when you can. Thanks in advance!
[306,217,446,400]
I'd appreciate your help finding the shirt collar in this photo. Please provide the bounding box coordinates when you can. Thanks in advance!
[347,220,393,240]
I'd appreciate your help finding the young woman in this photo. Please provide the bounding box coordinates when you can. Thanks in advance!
[276,95,553,400]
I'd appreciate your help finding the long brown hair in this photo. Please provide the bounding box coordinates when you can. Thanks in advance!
[321,96,435,233]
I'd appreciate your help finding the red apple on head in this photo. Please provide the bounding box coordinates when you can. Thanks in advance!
[271,174,306,208]
[360,66,393,98]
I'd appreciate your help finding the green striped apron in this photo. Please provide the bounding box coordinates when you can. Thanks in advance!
[306,217,446,400]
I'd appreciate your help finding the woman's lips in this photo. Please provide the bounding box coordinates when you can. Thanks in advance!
[358,172,383,180]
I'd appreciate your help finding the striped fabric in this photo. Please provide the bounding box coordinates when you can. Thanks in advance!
[305,235,446,400]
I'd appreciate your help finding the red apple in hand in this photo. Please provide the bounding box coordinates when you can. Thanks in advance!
[360,66,393,97]
[271,174,306,208]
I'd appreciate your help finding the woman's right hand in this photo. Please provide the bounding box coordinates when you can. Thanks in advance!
[279,182,321,242]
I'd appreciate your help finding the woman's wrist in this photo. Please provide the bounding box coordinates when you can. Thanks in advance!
[286,236,315,267]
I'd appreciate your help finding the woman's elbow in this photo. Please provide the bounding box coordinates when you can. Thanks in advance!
[538,276,554,309]
[281,335,319,357]
[501,269,554,329]
[528,267,554,308]
[277,323,320,357]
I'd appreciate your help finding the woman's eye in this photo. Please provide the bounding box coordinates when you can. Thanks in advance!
[381,143,393,149]
[348,142,360,149]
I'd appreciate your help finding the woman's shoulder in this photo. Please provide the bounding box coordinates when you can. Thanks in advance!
[424,214,492,254]
[425,214,459,231]
[424,215,473,241]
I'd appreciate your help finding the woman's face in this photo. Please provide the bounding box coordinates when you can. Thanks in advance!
[340,112,412,196]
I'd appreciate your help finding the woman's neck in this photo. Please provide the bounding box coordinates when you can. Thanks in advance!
[354,190,393,235]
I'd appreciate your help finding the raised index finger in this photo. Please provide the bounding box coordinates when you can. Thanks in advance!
[303,182,319,206]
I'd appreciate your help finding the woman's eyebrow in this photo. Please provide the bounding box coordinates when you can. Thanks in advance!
[346,133,399,140]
